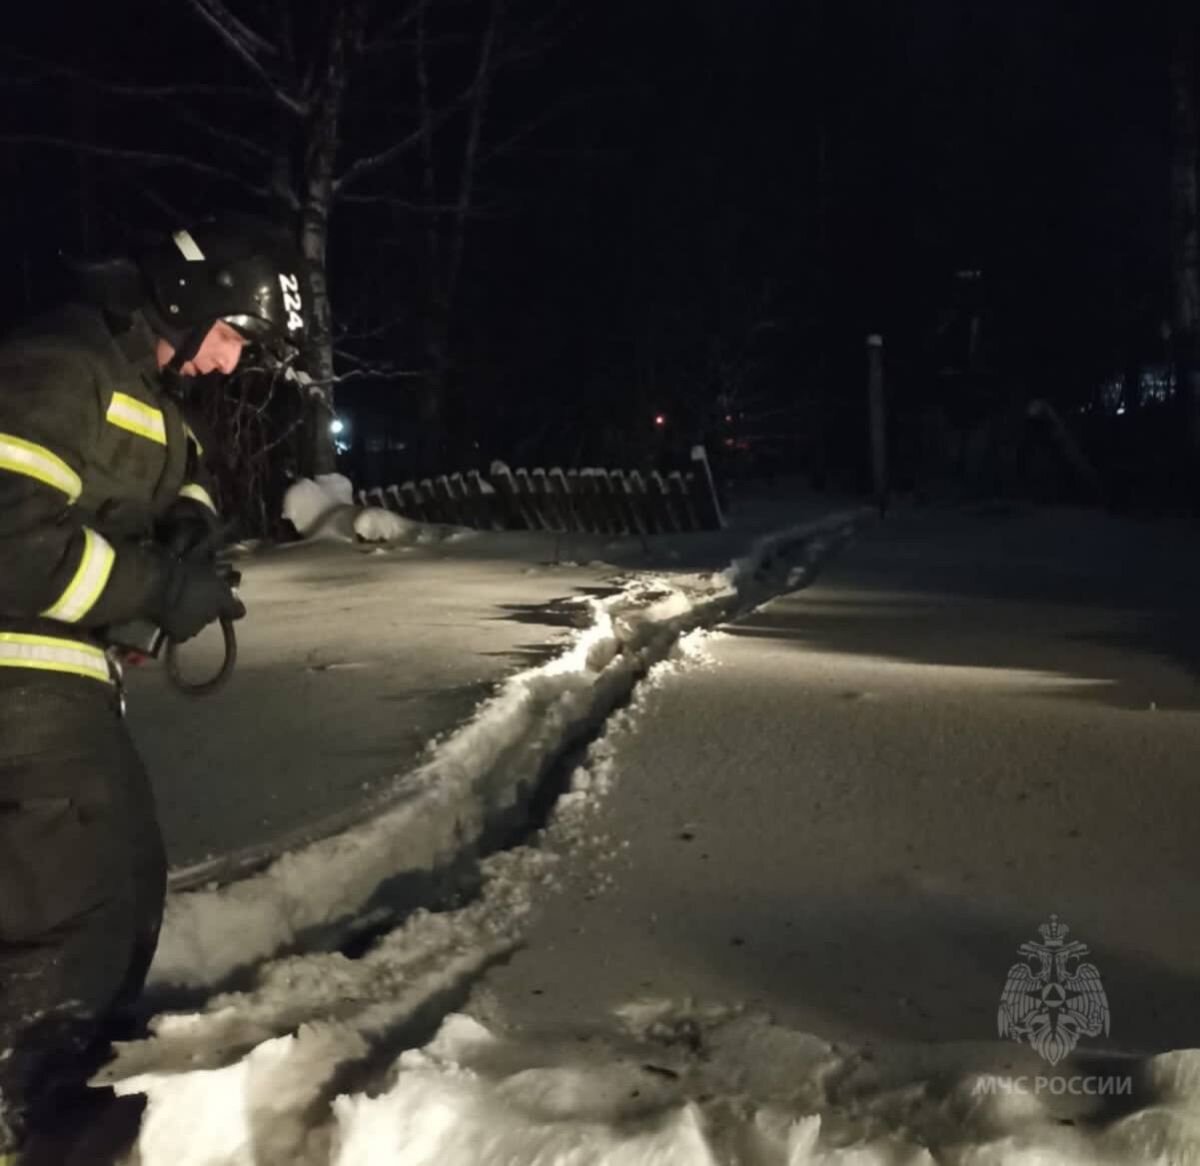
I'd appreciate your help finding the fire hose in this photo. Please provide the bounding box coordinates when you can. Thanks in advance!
[104,563,242,706]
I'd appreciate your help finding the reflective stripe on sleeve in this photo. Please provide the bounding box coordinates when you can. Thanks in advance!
[40,528,116,624]
[184,423,205,457]
[0,633,111,684]
[0,433,82,500]
[178,483,217,514]
[105,393,166,445]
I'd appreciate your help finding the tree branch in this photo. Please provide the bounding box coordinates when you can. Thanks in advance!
[365,1,423,51]
[337,193,463,211]
[275,0,300,92]
[333,82,479,194]
[329,365,424,386]
[416,0,442,279]
[174,108,275,162]
[191,0,281,58]
[0,49,268,100]
[333,125,427,193]
[137,184,191,225]
[446,0,501,306]
[328,342,426,383]
[183,0,308,116]
[333,319,400,342]
[0,134,281,202]
[477,89,594,167]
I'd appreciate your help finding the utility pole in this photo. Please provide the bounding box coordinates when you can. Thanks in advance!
[867,334,888,515]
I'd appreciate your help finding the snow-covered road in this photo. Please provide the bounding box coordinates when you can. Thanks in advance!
[126,494,857,881]
[482,505,1200,1057]
[69,504,1200,1164]
[125,538,622,875]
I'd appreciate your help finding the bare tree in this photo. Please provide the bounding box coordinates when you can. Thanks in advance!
[3,0,559,487]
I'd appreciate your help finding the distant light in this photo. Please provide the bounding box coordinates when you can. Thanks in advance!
[724,414,733,423]
[330,417,346,435]
[654,414,666,427]
[1116,405,1127,416]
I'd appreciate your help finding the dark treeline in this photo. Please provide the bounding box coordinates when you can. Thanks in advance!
[0,1,1193,527]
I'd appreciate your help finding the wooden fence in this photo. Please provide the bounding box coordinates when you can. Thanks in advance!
[355,446,725,535]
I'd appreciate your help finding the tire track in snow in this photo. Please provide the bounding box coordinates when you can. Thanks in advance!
[146,508,870,995]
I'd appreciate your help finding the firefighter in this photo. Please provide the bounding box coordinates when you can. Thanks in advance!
[0,216,308,1162]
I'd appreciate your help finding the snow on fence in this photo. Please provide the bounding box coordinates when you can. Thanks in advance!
[355,446,725,534]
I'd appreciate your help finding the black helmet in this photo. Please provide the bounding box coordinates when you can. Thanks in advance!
[137,214,310,370]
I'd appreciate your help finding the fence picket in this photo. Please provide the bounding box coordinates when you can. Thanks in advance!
[359,451,722,535]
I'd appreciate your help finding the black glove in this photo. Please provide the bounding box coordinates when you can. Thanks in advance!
[156,499,221,562]
[156,558,245,644]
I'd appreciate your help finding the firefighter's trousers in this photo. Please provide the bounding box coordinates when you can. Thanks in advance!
[0,670,166,1151]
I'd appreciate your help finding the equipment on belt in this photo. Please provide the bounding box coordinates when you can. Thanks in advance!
[103,520,242,699]
[103,562,241,698]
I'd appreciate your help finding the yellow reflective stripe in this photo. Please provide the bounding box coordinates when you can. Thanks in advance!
[106,392,166,445]
[178,483,217,514]
[185,423,205,457]
[0,633,110,684]
[40,528,116,624]
[0,433,82,500]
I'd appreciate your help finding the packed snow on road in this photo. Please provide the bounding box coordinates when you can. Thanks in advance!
[98,500,1200,1165]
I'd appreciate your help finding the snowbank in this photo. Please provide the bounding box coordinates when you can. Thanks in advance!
[282,475,464,545]
[352,508,418,543]
[282,477,355,537]
[108,983,1200,1165]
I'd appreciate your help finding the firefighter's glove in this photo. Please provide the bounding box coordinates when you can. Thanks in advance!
[156,559,246,644]
[157,498,220,562]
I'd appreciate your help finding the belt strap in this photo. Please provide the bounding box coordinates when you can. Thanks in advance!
[0,633,112,684]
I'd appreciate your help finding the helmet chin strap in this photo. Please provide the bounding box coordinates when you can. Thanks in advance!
[166,322,212,374]
[142,301,210,375]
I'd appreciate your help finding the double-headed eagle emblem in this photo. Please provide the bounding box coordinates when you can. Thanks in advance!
[997,915,1110,1065]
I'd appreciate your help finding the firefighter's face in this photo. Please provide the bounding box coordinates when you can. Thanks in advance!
[155,320,248,377]
[186,320,249,376]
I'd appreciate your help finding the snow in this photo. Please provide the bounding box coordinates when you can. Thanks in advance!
[282,475,357,538]
[352,507,419,542]
[132,526,633,872]
[106,970,1200,1165]
[107,606,1200,1163]
[282,476,465,545]
[107,895,1200,1166]
[94,503,1200,1164]
[282,475,457,545]
[147,507,866,989]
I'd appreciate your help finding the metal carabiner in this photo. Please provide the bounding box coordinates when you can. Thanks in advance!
[105,648,128,719]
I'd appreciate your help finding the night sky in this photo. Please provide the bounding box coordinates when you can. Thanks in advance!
[0,1,1179,489]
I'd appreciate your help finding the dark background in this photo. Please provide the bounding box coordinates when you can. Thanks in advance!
[0,0,1182,512]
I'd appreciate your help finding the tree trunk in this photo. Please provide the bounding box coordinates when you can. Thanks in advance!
[411,0,501,474]
[1170,2,1200,472]
[298,0,367,478]
[414,0,449,472]
[300,209,338,478]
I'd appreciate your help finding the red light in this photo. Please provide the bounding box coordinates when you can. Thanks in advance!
[654,414,666,427]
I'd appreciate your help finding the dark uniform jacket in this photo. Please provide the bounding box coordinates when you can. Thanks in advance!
[0,303,216,685]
